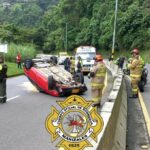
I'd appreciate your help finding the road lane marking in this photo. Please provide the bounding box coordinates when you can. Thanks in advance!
[7,95,20,101]
[138,92,150,138]
[18,82,38,92]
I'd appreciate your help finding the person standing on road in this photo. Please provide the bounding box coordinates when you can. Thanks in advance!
[114,56,125,69]
[70,57,75,74]
[0,55,7,103]
[90,54,106,107]
[77,56,83,72]
[128,48,144,98]
[64,57,71,72]
[16,52,22,69]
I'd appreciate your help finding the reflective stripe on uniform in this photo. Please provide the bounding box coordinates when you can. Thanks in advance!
[130,74,141,78]
[92,97,101,102]
[137,65,143,68]
[0,64,2,71]
[95,73,105,77]
[132,88,138,92]
[132,88,138,94]
[91,83,104,88]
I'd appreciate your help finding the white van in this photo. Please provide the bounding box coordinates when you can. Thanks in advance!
[75,46,96,73]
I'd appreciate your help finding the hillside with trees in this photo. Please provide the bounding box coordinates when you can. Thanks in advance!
[0,0,150,55]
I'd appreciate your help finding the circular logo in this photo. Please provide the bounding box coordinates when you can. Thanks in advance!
[45,95,104,150]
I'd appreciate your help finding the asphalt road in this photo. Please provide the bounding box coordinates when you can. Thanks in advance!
[1,64,149,150]
[0,75,95,150]
[141,64,150,115]
[126,63,150,150]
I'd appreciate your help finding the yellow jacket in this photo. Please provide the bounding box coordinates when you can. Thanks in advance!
[91,61,106,89]
[70,59,75,69]
[0,64,2,71]
[128,56,143,78]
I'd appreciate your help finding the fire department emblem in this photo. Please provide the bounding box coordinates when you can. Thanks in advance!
[45,95,104,150]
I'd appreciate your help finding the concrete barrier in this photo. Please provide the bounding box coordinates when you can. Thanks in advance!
[97,63,127,150]
[84,61,127,150]
[96,61,127,150]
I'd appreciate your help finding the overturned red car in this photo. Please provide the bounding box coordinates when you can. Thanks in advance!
[23,58,87,97]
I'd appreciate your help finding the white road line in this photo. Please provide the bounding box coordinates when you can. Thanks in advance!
[7,95,20,101]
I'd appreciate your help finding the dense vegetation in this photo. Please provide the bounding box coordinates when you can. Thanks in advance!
[0,0,150,57]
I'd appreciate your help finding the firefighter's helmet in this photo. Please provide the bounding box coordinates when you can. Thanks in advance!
[96,54,103,61]
[131,48,139,55]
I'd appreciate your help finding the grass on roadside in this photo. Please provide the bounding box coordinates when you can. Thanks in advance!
[6,62,24,77]
[5,43,36,62]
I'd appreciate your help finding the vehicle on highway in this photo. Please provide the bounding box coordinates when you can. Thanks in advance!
[23,58,87,97]
[75,46,96,73]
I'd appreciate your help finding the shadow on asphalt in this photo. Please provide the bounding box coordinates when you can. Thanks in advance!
[125,76,150,150]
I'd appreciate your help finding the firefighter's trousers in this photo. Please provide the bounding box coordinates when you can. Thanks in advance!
[0,78,7,103]
[131,77,141,95]
[91,86,103,104]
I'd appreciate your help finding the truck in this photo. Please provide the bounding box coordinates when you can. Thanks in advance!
[75,46,96,73]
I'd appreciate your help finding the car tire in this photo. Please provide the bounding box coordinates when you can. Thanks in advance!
[50,56,58,64]
[24,59,33,70]
[48,75,55,89]
[142,68,148,85]
[138,80,144,92]
[74,72,84,84]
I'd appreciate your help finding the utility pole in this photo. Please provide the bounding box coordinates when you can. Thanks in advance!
[111,0,118,60]
[65,23,68,52]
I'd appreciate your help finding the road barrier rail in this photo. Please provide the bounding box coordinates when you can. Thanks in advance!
[87,61,127,150]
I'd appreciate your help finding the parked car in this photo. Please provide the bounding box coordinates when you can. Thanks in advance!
[23,58,87,97]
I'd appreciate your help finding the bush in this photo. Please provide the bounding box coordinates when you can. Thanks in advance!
[5,43,36,62]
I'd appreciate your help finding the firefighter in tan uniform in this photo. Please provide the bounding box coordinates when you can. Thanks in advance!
[70,57,75,74]
[90,54,106,107]
[128,49,144,98]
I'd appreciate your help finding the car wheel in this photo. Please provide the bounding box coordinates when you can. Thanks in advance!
[50,56,58,64]
[142,68,148,85]
[48,75,55,89]
[138,80,144,92]
[24,59,33,70]
[74,72,84,84]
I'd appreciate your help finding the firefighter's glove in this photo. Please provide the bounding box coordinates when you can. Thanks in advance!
[90,72,95,77]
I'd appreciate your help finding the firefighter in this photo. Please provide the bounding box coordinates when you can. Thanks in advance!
[90,54,106,107]
[0,55,7,103]
[16,52,22,69]
[70,57,75,74]
[114,56,125,69]
[77,56,83,72]
[128,48,144,98]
